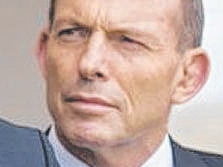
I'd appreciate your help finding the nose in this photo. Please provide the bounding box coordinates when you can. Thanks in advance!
[78,32,109,82]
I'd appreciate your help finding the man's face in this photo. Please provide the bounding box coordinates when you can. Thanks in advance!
[42,0,183,148]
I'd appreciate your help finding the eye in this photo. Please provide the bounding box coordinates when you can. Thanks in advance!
[114,34,150,53]
[57,26,90,42]
[118,35,144,51]
[120,35,136,43]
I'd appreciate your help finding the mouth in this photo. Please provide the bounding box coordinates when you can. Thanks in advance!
[63,94,118,114]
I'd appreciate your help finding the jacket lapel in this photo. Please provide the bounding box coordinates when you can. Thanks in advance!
[171,140,208,167]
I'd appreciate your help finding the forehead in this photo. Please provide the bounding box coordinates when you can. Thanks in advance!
[54,0,182,28]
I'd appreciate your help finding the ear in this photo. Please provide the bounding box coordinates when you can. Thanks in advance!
[35,29,49,79]
[171,48,210,104]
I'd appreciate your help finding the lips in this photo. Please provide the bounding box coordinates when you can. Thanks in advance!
[63,94,118,113]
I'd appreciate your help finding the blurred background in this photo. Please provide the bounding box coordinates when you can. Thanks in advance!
[0,0,222,154]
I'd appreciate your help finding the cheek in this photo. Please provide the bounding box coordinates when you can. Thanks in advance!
[120,58,176,106]
[46,45,80,88]
[45,46,80,117]
[115,56,178,133]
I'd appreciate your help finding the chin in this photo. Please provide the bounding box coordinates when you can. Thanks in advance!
[61,124,125,149]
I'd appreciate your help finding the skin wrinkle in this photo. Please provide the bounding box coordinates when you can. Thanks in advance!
[52,0,179,52]
[50,0,204,51]
[52,18,173,53]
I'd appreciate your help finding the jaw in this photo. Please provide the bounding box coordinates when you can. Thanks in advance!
[56,119,168,167]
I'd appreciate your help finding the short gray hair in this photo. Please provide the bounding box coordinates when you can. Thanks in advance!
[179,0,204,51]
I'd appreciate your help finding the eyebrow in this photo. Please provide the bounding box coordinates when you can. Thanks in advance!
[53,18,89,29]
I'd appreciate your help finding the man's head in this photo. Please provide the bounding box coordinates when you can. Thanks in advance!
[36,0,209,155]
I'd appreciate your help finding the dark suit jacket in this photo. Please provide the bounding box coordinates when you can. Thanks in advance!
[171,138,223,167]
[0,119,60,167]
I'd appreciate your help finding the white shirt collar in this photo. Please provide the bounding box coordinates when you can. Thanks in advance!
[141,134,173,167]
[49,126,173,167]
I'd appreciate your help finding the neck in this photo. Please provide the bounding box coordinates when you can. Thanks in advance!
[58,128,167,167]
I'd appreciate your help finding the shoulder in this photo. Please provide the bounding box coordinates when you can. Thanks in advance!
[0,118,44,152]
[171,137,223,167]
[0,118,59,167]
[0,118,41,138]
